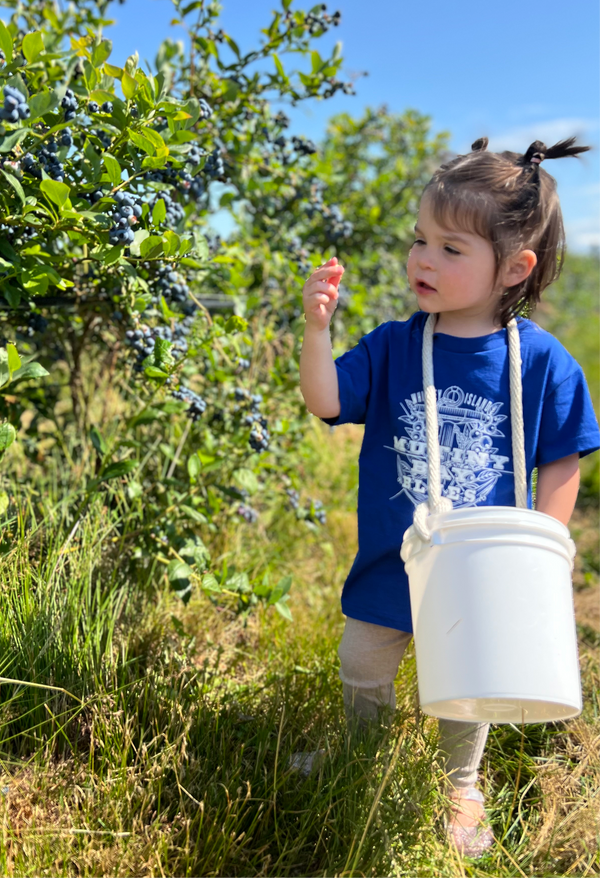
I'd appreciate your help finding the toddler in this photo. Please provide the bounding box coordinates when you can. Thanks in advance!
[299,136,600,858]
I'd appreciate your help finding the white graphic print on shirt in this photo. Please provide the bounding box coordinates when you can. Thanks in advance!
[386,385,512,508]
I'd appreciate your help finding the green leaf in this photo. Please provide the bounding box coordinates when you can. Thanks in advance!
[145,366,168,379]
[100,460,137,481]
[273,53,286,80]
[103,153,122,186]
[6,343,20,378]
[88,89,117,104]
[122,70,138,100]
[180,505,208,524]
[274,597,293,621]
[177,98,201,128]
[139,235,164,258]
[124,52,139,76]
[268,574,292,606]
[129,228,150,259]
[310,50,323,73]
[225,315,248,333]
[224,34,240,58]
[0,349,8,387]
[104,63,123,78]
[3,286,20,309]
[141,153,168,170]
[202,573,221,592]
[154,336,172,364]
[28,90,58,120]
[0,490,9,517]
[90,425,107,455]
[10,361,49,382]
[22,32,44,63]
[0,422,16,453]
[141,128,166,152]
[180,257,204,269]
[91,39,112,67]
[167,559,194,582]
[21,269,48,296]
[129,129,154,155]
[227,572,251,593]
[40,179,70,208]
[219,191,236,208]
[187,454,201,480]
[0,129,29,154]
[152,198,166,226]
[83,60,98,92]
[0,168,25,205]
[172,578,192,604]
[0,21,13,64]
[233,468,258,495]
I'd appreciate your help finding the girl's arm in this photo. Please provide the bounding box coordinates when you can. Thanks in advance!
[299,258,344,418]
[535,453,580,526]
[300,325,341,418]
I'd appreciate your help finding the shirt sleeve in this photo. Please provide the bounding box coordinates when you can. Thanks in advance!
[536,366,600,466]
[319,331,375,427]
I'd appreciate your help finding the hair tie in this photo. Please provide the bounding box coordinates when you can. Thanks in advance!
[522,140,547,166]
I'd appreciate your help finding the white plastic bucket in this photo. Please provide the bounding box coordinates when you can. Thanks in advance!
[401,505,581,723]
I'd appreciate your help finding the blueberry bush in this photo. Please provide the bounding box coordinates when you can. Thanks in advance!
[0,0,444,615]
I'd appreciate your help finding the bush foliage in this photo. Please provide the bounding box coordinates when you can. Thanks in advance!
[0,0,447,613]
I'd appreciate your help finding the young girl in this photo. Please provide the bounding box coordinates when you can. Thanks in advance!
[299,136,600,858]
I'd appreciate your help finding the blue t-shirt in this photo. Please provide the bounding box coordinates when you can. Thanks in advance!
[321,311,600,634]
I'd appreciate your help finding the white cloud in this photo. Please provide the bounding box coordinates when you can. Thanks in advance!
[487,118,599,153]
[564,216,600,252]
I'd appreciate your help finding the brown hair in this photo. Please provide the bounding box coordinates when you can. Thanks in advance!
[423,136,591,326]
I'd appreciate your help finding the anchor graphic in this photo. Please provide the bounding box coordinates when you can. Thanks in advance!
[386,386,513,509]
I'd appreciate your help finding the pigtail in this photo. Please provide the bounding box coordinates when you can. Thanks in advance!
[521,136,591,165]
[471,137,488,152]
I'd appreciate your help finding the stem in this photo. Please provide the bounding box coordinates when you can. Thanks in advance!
[166,418,192,480]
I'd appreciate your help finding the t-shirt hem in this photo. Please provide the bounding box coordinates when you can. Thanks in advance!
[341,603,413,635]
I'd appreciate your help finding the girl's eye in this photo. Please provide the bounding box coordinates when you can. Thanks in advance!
[412,238,425,247]
[445,245,460,255]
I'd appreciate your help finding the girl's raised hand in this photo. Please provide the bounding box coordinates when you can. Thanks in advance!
[302,257,345,331]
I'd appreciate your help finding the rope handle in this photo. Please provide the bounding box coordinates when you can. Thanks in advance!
[412,313,528,542]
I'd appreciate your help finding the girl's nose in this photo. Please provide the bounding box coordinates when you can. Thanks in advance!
[416,246,435,270]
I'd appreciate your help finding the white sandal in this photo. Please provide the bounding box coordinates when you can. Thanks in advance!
[445,787,494,858]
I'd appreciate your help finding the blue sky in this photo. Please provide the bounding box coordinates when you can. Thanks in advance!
[5,0,600,251]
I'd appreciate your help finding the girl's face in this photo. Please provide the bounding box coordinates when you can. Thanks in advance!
[406,194,502,333]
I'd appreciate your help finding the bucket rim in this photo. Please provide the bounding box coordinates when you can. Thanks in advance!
[421,505,571,538]
[400,505,575,565]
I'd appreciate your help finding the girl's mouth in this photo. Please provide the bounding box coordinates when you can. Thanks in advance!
[416,280,437,293]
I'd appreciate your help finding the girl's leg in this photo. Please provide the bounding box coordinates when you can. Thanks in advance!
[438,720,494,856]
[337,616,412,732]
[437,719,490,790]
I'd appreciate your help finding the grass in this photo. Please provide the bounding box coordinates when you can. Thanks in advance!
[0,418,598,876]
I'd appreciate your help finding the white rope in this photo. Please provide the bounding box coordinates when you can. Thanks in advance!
[507,318,528,509]
[413,314,453,541]
[412,314,527,543]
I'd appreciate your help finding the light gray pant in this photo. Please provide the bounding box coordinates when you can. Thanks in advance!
[338,617,489,790]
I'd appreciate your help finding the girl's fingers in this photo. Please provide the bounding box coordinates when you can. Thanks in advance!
[317,264,344,276]
[308,280,338,295]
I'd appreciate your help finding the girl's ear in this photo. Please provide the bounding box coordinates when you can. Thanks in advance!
[501,249,537,288]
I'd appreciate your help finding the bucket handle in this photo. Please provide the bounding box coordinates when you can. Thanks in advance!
[412,314,528,542]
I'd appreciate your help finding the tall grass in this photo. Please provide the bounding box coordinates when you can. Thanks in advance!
[0,418,598,876]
